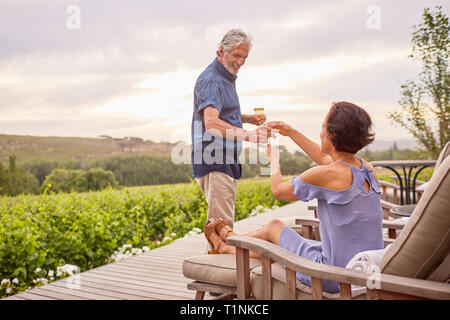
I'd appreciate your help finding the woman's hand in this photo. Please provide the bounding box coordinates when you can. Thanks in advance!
[266,121,294,137]
[265,143,280,165]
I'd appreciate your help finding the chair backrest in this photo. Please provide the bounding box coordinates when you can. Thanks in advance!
[379,156,450,281]
[435,141,450,169]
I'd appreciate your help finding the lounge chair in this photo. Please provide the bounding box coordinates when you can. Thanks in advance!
[226,156,450,300]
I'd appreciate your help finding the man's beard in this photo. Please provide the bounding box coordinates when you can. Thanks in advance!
[223,54,239,75]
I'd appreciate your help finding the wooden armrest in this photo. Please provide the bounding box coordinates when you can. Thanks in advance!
[295,217,320,227]
[382,220,406,229]
[294,217,320,240]
[380,199,397,210]
[379,180,401,190]
[226,235,450,300]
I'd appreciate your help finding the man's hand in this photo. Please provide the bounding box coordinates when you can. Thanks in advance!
[266,121,294,137]
[243,113,266,126]
[254,126,271,144]
[246,126,271,143]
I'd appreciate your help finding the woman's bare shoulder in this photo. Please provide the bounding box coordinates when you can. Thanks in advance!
[299,163,342,187]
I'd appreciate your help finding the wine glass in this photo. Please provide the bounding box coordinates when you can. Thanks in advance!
[253,107,266,126]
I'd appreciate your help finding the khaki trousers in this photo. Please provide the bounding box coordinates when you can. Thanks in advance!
[196,171,238,229]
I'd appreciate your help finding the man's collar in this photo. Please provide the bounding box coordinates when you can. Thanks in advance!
[213,57,237,83]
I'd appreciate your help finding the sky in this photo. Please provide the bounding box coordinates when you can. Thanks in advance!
[0,0,448,152]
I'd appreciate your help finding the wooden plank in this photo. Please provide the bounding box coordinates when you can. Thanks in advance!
[1,295,27,300]
[187,281,237,295]
[132,253,187,261]
[84,269,189,291]
[98,264,188,280]
[366,288,379,300]
[285,268,297,300]
[40,283,120,300]
[195,291,205,300]
[113,259,182,270]
[302,225,313,240]
[311,277,323,300]
[378,290,427,300]
[78,272,193,298]
[262,256,272,300]
[339,282,351,300]
[236,247,251,299]
[25,287,89,300]
[94,262,185,279]
[77,273,187,300]
[49,280,150,300]
[16,292,55,300]
[85,268,187,289]
[115,256,184,266]
[388,229,397,239]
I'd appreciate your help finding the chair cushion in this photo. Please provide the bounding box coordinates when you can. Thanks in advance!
[250,263,366,300]
[182,254,262,287]
[379,156,450,280]
[435,141,450,169]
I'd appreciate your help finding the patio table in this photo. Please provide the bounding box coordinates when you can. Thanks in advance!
[370,160,436,205]
[390,204,416,218]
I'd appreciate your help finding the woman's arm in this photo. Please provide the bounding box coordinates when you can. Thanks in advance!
[267,144,299,202]
[266,121,332,165]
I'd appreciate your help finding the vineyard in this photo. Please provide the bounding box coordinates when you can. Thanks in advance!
[0,177,290,298]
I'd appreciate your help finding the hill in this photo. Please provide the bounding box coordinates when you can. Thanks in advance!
[0,134,176,164]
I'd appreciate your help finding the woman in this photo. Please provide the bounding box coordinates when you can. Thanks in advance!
[204,101,384,294]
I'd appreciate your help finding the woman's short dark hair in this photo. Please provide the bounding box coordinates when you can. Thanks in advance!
[326,101,375,154]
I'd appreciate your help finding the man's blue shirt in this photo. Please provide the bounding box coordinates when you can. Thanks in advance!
[191,58,243,179]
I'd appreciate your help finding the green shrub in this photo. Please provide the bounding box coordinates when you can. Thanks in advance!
[0,178,290,298]
[41,168,118,193]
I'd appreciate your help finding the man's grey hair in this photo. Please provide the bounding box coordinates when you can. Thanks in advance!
[216,29,253,57]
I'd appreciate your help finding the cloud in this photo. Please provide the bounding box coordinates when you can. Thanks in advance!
[0,0,448,146]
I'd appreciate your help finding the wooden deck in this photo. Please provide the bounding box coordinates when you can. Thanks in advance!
[3,201,314,300]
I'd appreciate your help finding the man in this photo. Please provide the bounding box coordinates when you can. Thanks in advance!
[191,29,269,235]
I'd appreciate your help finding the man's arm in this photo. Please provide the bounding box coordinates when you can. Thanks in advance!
[204,106,269,143]
[242,113,266,126]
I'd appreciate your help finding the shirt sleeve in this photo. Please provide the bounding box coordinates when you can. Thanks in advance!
[291,176,320,202]
[195,79,222,116]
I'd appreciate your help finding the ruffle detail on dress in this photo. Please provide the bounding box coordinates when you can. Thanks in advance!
[291,176,363,205]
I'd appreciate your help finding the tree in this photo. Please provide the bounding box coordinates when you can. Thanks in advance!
[388,6,449,158]
[6,155,40,196]
[41,168,117,193]
[0,162,10,195]
[22,159,60,185]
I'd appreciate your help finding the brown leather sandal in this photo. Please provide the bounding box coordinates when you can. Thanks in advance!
[204,222,223,254]
[215,218,234,241]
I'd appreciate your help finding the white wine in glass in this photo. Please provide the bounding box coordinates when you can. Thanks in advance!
[253,107,265,125]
